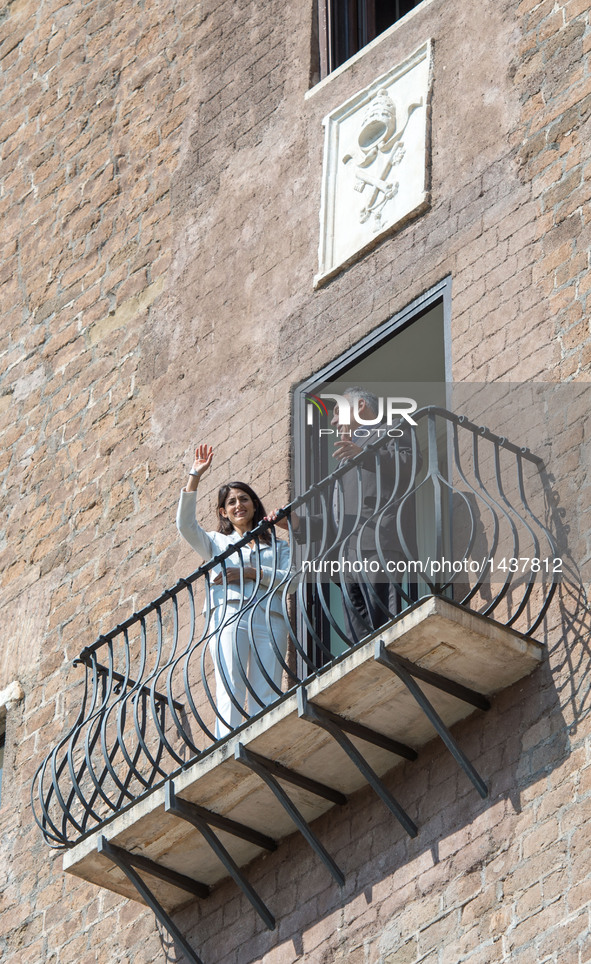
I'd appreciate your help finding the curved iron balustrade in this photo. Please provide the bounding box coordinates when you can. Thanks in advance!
[32,408,559,848]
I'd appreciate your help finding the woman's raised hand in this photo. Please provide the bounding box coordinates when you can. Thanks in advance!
[192,443,214,478]
[185,444,213,491]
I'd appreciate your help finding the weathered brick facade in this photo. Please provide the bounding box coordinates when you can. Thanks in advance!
[1,0,590,961]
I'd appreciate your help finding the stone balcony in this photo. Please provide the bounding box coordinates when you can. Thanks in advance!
[61,598,542,920]
[32,408,557,964]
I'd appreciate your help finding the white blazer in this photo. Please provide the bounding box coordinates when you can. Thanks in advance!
[176,489,291,615]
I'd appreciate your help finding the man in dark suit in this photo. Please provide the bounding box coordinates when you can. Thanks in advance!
[280,387,421,643]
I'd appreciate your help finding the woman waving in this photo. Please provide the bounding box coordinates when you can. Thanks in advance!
[177,445,291,738]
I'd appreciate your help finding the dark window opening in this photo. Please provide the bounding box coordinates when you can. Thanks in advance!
[293,279,452,668]
[295,282,450,495]
[320,0,425,77]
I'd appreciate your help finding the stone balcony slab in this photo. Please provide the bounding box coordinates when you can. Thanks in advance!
[63,596,544,911]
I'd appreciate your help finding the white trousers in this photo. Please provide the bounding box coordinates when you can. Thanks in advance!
[211,603,287,738]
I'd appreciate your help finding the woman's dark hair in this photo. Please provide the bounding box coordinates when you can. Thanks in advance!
[217,481,271,543]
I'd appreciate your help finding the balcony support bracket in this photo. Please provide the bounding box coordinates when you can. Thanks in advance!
[97,835,206,964]
[297,688,418,838]
[165,785,277,852]
[374,640,489,799]
[235,743,346,887]
[165,782,275,931]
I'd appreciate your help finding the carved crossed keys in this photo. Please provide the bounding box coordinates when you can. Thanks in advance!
[342,88,423,230]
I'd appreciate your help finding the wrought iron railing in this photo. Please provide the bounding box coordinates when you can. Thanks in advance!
[32,408,559,848]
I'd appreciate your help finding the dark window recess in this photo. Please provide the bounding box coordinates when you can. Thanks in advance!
[321,0,424,76]
[293,280,452,669]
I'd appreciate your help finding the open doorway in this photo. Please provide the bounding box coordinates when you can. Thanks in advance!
[294,279,451,490]
[293,278,452,661]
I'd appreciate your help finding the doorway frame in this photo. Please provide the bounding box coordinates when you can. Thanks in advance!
[292,276,453,496]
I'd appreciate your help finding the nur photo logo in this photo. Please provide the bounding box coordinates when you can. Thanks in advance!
[306,392,418,437]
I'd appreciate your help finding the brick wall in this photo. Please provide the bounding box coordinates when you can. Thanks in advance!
[0,0,590,960]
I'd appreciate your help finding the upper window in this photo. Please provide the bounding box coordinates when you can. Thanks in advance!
[319,0,425,76]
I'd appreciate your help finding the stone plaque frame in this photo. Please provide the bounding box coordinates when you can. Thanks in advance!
[315,40,433,287]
